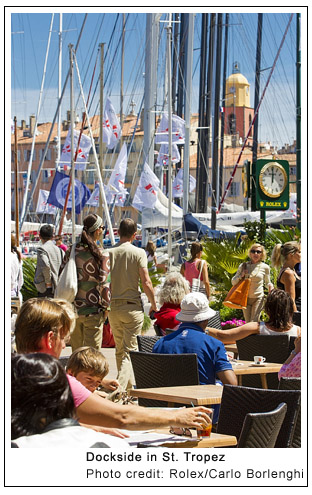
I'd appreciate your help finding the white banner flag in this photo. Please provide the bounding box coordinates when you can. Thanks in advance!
[132,162,160,211]
[58,127,91,171]
[172,168,196,198]
[157,143,180,166]
[86,183,100,206]
[36,189,57,214]
[155,113,185,144]
[102,97,121,149]
[106,143,128,206]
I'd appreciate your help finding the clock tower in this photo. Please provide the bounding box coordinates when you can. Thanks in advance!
[224,62,254,147]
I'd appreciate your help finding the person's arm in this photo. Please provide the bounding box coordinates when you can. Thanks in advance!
[101,378,120,391]
[37,248,53,288]
[201,261,211,299]
[180,263,185,276]
[139,266,157,312]
[231,263,246,286]
[80,423,130,438]
[76,393,212,430]
[280,269,297,311]
[264,264,274,292]
[278,337,301,379]
[217,369,238,386]
[207,322,259,344]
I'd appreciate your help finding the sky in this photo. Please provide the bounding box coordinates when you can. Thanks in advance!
[8,8,307,149]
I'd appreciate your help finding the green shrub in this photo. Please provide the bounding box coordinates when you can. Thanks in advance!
[21,257,37,301]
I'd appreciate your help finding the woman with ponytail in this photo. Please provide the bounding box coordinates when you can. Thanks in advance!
[59,214,110,351]
[180,242,210,299]
[11,234,23,304]
[271,241,301,325]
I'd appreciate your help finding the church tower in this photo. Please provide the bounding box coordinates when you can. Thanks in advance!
[224,62,254,147]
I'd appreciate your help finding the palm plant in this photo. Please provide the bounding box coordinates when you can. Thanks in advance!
[20,257,37,301]
[201,233,253,297]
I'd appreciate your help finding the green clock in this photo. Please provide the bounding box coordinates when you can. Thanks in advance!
[252,159,290,211]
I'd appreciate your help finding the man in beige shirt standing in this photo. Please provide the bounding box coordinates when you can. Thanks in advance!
[108,218,157,392]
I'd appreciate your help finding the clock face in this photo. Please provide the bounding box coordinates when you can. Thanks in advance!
[259,162,287,198]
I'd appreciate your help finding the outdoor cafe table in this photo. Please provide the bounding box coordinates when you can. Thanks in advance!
[154,430,237,448]
[231,360,282,389]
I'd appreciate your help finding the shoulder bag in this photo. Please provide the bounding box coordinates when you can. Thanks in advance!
[191,260,204,292]
[223,262,251,309]
[54,244,78,303]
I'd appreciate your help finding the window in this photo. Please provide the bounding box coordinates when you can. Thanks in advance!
[228,114,236,135]
[40,148,52,161]
[86,171,95,184]
[127,142,136,153]
[249,115,253,137]
[290,166,296,175]
[207,184,212,197]
[228,182,240,197]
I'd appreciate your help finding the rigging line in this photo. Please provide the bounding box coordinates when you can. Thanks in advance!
[20,13,55,225]
[218,13,294,214]
[20,13,88,230]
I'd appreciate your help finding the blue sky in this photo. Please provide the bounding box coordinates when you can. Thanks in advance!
[9,9,306,148]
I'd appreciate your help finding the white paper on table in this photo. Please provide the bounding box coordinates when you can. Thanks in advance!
[119,430,197,446]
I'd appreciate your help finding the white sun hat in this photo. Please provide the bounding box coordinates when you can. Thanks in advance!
[176,292,216,322]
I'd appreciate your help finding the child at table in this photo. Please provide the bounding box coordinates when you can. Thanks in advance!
[66,346,119,394]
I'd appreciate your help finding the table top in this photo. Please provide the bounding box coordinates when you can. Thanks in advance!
[231,360,282,376]
[130,384,223,405]
[154,429,237,448]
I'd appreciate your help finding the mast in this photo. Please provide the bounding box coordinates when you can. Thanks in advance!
[166,14,173,268]
[211,13,222,230]
[70,44,76,242]
[14,117,20,245]
[219,13,229,205]
[143,13,157,170]
[183,14,194,215]
[196,14,208,212]
[206,14,216,213]
[57,13,62,165]
[120,14,125,128]
[99,43,105,225]
[296,13,301,231]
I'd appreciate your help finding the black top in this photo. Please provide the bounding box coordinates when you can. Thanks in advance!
[277,268,301,312]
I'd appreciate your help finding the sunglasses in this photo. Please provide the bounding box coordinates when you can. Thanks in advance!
[250,250,262,254]
[100,226,105,230]
[169,427,192,437]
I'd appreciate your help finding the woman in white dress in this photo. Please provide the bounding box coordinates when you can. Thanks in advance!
[11,234,23,304]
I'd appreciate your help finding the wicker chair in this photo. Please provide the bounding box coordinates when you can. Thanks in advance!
[153,323,164,336]
[137,335,162,353]
[236,334,291,389]
[130,351,199,407]
[216,384,301,448]
[279,377,301,448]
[207,310,222,329]
[237,402,287,448]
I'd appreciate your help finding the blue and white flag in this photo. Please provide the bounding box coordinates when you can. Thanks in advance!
[47,171,91,214]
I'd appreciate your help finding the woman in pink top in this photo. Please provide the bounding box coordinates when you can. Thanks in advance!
[180,242,210,299]
[278,336,301,379]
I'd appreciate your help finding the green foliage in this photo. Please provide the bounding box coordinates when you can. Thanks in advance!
[142,313,152,334]
[201,234,253,296]
[209,299,244,322]
[243,219,266,244]
[20,257,37,301]
[139,261,164,292]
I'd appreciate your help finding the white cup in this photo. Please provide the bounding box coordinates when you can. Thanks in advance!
[227,351,235,361]
[254,355,266,365]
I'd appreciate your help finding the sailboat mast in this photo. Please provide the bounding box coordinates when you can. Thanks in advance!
[219,13,229,206]
[183,13,194,216]
[296,13,301,231]
[14,116,20,245]
[57,13,62,164]
[99,43,105,225]
[166,14,173,268]
[120,14,125,129]
[70,44,76,242]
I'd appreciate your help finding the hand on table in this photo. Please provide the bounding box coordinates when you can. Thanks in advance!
[172,406,213,429]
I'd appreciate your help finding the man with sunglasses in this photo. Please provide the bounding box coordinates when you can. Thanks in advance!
[231,243,273,323]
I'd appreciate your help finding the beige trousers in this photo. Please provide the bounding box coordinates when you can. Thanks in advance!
[243,296,265,323]
[70,312,104,352]
[108,301,144,392]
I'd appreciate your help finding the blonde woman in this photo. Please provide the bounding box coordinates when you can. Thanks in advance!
[271,241,301,325]
[180,242,210,299]
[231,243,273,323]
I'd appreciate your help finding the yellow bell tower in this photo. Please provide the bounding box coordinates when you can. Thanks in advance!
[225,62,250,107]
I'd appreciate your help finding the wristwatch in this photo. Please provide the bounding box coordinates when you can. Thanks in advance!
[291,349,297,356]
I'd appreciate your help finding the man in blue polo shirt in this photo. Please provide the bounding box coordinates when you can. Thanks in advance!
[153,292,237,387]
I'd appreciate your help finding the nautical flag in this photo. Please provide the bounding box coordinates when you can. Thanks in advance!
[156,143,180,166]
[219,106,225,113]
[132,162,160,211]
[172,168,196,198]
[47,170,91,214]
[106,143,128,206]
[36,189,57,215]
[43,169,54,179]
[59,127,91,171]
[86,183,100,207]
[102,98,121,149]
[155,113,185,145]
